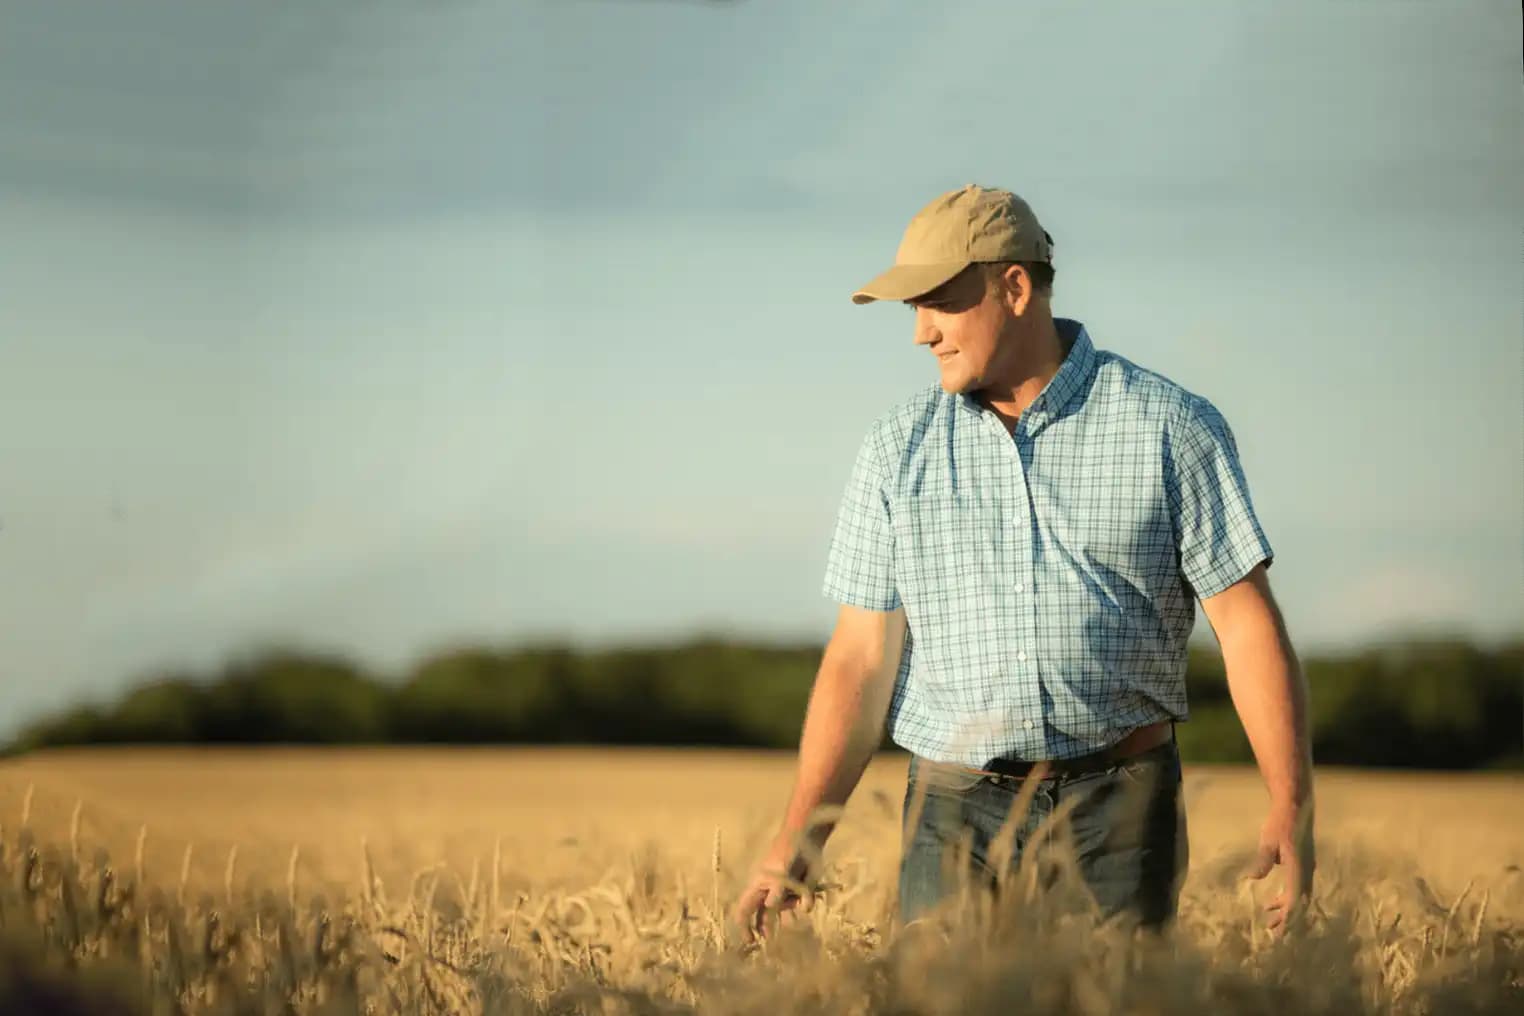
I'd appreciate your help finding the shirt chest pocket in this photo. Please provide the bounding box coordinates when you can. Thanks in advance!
[889,495,1006,618]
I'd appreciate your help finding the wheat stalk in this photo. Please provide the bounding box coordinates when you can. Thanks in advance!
[68,798,83,867]
[491,835,502,932]
[1440,877,1475,958]
[177,841,194,909]
[712,825,724,948]
[134,824,148,889]
[1471,888,1489,946]
[360,835,375,910]
[286,844,300,912]
[223,843,239,907]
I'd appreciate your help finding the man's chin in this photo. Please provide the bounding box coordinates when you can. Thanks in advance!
[939,374,970,394]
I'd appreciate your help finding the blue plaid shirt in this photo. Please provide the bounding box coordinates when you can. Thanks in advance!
[822,318,1274,765]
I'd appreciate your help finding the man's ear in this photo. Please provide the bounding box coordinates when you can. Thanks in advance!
[1001,263,1032,316]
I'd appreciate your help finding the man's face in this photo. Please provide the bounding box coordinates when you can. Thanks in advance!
[905,266,1013,394]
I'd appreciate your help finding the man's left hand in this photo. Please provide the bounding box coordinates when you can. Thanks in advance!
[1245,802,1315,935]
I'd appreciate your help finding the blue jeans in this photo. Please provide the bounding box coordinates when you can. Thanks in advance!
[897,739,1188,929]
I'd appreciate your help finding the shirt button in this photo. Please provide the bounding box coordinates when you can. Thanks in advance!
[1014,582,1024,593]
[1023,719,1034,730]
[1017,651,1028,663]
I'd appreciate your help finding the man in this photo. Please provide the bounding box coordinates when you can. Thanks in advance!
[732,184,1314,942]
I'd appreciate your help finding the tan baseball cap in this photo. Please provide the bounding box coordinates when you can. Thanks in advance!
[851,184,1053,305]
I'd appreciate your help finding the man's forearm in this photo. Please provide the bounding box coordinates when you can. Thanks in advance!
[1220,609,1313,810]
[768,658,894,869]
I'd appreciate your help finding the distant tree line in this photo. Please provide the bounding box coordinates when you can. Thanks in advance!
[8,638,1521,769]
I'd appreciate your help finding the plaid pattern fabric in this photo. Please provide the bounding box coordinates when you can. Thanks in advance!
[821,318,1273,765]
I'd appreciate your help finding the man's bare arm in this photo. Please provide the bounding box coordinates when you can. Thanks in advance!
[768,602,907,869]
[731,603,905,940]
[1199,562,1314,930]
[1200,563,1311,807]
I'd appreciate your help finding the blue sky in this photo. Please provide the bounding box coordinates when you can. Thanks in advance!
[2,0,1520,737]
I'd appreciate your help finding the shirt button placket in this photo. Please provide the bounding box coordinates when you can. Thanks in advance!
[1009,423,1041,752]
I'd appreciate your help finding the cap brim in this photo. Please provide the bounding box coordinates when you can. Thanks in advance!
[851,261,969,305]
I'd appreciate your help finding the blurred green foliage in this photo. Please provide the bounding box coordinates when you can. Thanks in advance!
[8,638,1521,768]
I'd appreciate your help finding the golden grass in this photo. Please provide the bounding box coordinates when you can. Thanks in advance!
[0,747,1520,1015]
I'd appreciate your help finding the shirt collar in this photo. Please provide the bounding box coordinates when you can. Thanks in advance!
[956,318,1097,435]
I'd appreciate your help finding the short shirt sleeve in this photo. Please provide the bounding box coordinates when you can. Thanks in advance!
[821,425,900,611]
[1166,396,1274,600]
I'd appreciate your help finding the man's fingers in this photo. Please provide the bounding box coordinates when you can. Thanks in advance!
[772,888,807,916]
[738,901,762,943]
[753,897,776,941]
[745,884,793,941]
[731,874,819,948]
[735,886,762,916]
[755,887,781,937]
[731,883,774,944]
[1265,887,1291,927]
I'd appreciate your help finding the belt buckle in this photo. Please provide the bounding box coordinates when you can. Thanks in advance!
[982,756,1044,781]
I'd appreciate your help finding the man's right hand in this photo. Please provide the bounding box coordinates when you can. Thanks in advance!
[730,849,813,945]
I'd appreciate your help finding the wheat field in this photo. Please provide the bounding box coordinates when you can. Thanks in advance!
[0,747,1520,1014]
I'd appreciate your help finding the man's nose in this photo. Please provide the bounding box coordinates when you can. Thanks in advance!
[912,309,938,346]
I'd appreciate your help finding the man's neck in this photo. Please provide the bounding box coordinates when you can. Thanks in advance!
[976,317,1071,427]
